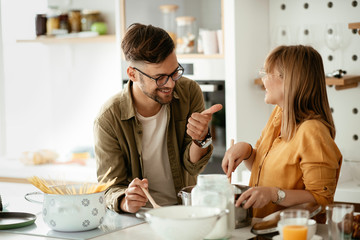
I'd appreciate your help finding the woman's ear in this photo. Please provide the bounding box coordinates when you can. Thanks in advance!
[127,67,137,82]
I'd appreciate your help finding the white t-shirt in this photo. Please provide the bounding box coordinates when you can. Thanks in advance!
[136,106,177,206]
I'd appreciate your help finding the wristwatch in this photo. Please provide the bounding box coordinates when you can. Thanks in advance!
[193,128,212,149]
[273,188,286,205]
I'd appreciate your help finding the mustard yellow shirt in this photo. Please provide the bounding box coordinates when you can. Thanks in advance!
[249,106,342,218]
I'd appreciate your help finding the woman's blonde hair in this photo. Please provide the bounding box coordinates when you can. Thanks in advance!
[265,45,335,141]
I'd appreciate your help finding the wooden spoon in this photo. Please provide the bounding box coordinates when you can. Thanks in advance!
[140,187,161,209]
[228,139,235,183]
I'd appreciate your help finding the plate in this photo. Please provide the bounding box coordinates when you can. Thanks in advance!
[272,234,323,240]
[251,202,322,235]
[0,212,37,230]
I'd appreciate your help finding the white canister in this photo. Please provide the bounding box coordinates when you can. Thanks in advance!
[191,174,235,239]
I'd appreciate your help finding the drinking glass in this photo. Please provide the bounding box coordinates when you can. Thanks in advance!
[279,209,310,240]
[326,204,354,240]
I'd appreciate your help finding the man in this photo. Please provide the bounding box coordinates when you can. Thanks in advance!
[94,23,222,213]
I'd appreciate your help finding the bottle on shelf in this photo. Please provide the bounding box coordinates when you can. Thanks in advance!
[68,10,82,33]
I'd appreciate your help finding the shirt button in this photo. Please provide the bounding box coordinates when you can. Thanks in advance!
[138,130,142,134]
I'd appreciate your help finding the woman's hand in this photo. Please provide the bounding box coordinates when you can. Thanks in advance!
[120,178,149,213]
[221,142,251,177]
[236,186,276,209]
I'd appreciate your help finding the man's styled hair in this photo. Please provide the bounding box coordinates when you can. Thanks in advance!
[121,23,175,64]
[265,45,335,141]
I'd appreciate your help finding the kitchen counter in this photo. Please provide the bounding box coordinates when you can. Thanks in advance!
[0,182,329,240]
[0,158,98,183]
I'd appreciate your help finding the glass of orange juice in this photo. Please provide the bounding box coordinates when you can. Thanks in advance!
[278,209,310,240]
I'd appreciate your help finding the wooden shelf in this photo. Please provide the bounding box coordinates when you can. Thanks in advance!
[254,75,360,91]
[16,35,224,59]
[348,22,360,29]
[177,53,224,59]
[348,22,360,35]
[16,35,116,44]
[326,75,360,90]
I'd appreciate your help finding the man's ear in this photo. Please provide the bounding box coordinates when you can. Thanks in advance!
[127,67,137,82]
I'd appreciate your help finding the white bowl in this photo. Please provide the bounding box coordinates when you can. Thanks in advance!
[277,219,317,240]
[136,206,226,240]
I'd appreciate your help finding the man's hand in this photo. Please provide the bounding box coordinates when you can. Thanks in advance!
[120,178,148,213]
[187,104,223,141]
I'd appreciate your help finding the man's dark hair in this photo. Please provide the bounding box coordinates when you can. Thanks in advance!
[121,23,175,64]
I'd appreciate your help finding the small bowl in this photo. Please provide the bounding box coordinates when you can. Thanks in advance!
[136,206,227,240]
[278,219,317,240]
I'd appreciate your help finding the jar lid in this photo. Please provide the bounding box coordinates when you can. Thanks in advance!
[159,4,179,13]
[197,174,228,185]
[176,16,196,25]
[82,9,100,15]
[47,6,61,17]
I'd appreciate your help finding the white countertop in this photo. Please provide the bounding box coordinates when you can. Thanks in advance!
[0,182,330,240]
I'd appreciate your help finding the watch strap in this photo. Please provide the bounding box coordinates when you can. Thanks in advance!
[272,187,286,205]
[193,128,212,148]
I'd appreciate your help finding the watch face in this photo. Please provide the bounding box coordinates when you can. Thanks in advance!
[279,189,286,199]
[202,138,212,148]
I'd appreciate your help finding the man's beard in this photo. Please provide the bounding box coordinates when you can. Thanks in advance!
[139,75,173,105]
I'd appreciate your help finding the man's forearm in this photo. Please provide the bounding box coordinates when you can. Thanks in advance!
[189,142,210,163]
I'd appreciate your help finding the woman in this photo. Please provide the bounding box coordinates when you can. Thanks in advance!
[222,45,342,222]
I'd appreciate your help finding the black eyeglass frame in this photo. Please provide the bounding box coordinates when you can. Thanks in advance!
[132,64,184,87]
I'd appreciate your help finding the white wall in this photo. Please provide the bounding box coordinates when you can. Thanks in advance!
[268,0,360,160]
[0,2,5,156]
[224,0,273,146]
[228,0,360,183]
[1,0,121,158]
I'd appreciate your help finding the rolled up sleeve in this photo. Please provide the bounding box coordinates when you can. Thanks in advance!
[300,125,342,207]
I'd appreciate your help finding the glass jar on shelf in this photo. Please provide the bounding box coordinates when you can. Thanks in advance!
[46,7,61,35]
[176,16,196,54]
[81,10,100,32]
[159,4,178,46]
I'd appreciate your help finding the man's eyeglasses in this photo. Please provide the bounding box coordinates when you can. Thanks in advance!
[132,64,184,87]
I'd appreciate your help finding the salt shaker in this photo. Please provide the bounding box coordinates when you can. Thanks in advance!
[191,174,235,239]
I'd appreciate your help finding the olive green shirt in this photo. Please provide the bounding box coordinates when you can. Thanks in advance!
[93,77,213,212]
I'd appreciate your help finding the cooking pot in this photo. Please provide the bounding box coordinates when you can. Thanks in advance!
[177,185,194,205]
[233,184,252,228]
[25,184,106,232]
[136,205,228,240]
[178,184,252,229]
